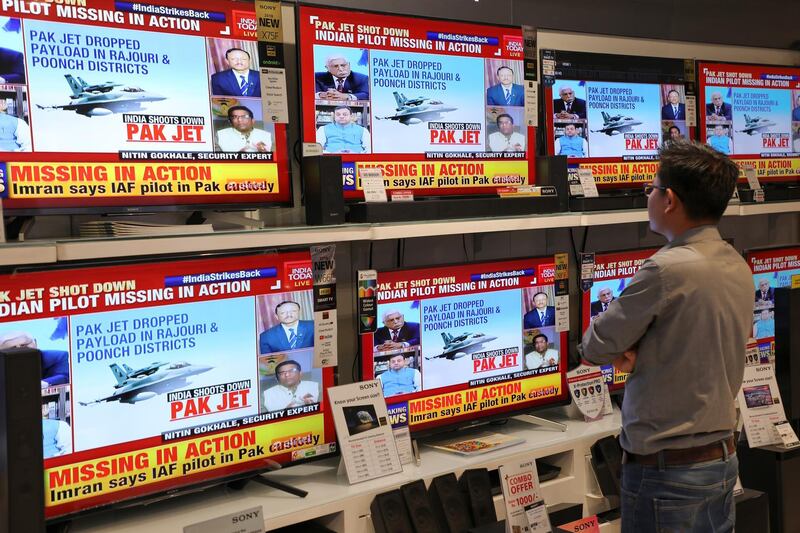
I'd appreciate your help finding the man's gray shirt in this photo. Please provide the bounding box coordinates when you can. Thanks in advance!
[582,226,753,455]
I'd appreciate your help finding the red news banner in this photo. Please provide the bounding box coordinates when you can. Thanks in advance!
[0,252,335,518]
[362,259,567,433]
[0,0,290,210]
[299,6,534,199]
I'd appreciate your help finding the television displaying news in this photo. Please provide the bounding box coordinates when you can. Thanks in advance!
[542,49,691,188]
[0,251,336,520]
[582,248,657,391]
[298,6,534,200]
[746,246,800,364]
[698,62,800,182]
[0,1,290,213]
[360,257,568,436]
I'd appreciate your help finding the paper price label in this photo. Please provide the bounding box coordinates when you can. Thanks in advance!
[577,168,598,198]
[360,168,387,203]
[775,421,800,449]
[745,166,762,191]
[684,96,697,127]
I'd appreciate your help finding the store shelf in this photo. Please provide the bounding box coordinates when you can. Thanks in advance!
[0,241,57,267]
[68,407,621,532]
[739,200,800,216]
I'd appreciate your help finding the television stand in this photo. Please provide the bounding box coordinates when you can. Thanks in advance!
[227,472,308,498]
[513,413,567,432]
[187,210,264,229]
[568,191,647,212]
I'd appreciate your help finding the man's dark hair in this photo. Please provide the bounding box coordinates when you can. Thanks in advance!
[533,291,548,300]
[275,300,300,314]
[496,66,513,75]
[333,105,352,114]
[533,333,549,343]
[668,125,681,135]
[496,113,513,126]
[667,89,680,97]
[227,105,253,121]
[275,359,301,377]
[657,140,739,222]
[225,47,250,59]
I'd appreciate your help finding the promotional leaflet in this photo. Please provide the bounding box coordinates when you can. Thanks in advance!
[499,459,550,533]
[298,6,534,199]
[738,350,788,448]
[582,248,657,392]
[698,62,800,183]
[327,380,403,484]
[566,365,609,420]
[0,0,291,211]
[1,252,336,520]
[361,257,569,435]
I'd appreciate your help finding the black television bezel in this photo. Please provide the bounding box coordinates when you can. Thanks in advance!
[357,254,571,439]
[5,247,339,524]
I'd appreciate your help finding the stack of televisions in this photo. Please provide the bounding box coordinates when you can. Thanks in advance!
[0,0,797,531]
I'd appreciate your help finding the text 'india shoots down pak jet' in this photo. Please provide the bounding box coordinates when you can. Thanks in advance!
[79,361,212,405]
[36,74,166,117]
[592,111,642,135]
[377,91,457,125]
[426,331,498,360]
[737,114,777,135]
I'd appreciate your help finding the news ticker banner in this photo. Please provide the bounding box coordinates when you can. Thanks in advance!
[583,249,657,390]
[345,160,529,192]
[0,0,291,208]
[698,62,800,162]
[46,416,324,513]
[298,5,534,199]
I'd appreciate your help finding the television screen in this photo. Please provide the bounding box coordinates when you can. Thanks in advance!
[298,5,534,200]
[746,245,800,364]
[697,62,800,183]
[0,251,336,520]
[541,50,691,188]
[581,248,658,391]
[0,0,290,214]
[360,257,568,436]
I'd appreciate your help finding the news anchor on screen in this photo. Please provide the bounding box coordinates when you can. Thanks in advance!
[486,66,524,106]
[554,124,587,157]
[523,292,556,328]
[259,301,314,354]
[553,86,586,120]
[793,94,800,121]
[706,92,732,121]
[315,55,369,100]
[374,310,420,351]
[661,90,686,120]
[210,48,261,97]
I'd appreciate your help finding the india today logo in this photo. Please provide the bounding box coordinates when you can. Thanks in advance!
[284,261,313,290]
[503,35,523,59]
[538,263,556,283]
[232,10,257,38]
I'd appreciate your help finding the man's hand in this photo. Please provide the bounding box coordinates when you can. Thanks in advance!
[302,393,315,405]
[612,349,637,373]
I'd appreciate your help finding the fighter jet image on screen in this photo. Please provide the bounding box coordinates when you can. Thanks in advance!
[36,74,166,117]
[592,111,643,135]
[377,91,457,125]
[79,361,212,405]
[426,331,498,360]
[737,114,777,135]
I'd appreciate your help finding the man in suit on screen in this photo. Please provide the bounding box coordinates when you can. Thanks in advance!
[374,310,420,352]
[523,292,556,328]
[591,287,616,318]
[661,90,686,120]
[259,301,314,354]
[315,55,369,101]
[553,86,587,120]
[210,48,261,97]
[486,66,524,106]
[755,278,775,307]
[706,92,732,121]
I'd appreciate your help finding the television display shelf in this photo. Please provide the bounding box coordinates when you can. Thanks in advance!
[68,407,621,532]
[0,241,57,267]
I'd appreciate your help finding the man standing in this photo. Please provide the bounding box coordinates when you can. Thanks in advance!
[553,86,587,120]
[581,141,752,532]
[523,292,556,328]
[259,301,314,354]
[488,113,525,152]
[316,106,371,153]
[217,105,272,153]
[554,124,587,157]
[210,48,261,97]
[378,354,421,396]
[661,89,686,120]
[263,360,319,412]
[525,333,559,370]
[486,66,524,106]
[315,55,370,101]
[374,310,420,352]
[590,287,615,317]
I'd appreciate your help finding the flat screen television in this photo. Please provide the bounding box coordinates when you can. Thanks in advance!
[0,1,290,214]
[541,50,692,189]
[298,5,534,200]
[697,62,800,184]
[581,248,658,392]
[359,257,568,436]
[0,250,336,521]
[745,245,800,364]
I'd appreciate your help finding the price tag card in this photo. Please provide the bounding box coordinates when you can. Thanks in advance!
[311,245,337,367]
[567,365,606,420]
[360,168,387,203]
[684,96,697,127]
[499,459,548,533]
[523,500,552,533]
[580,253,595,293]
[775,421,800,449]
[744,166,762,191]
[390,190,414,202]
[577,168,599,198]
[327,380,403,484]
[525,81,539,128]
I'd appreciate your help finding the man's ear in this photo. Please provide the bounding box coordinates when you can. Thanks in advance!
[664,188,680,215]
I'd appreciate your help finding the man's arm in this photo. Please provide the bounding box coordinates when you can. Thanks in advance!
[15,118,30,151]
[413,369,421,391]
[350,73,370,100]
[361,127,371,153]
[581,260,664,365]
[315,126,327,150]
[55,421,72,455]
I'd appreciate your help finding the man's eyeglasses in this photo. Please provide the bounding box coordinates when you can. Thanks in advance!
[643,183,668,196]
[277,368,300,376]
